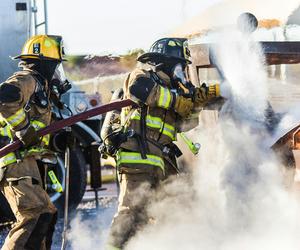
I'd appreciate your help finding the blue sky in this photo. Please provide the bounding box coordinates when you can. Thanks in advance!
[46,0,221,55]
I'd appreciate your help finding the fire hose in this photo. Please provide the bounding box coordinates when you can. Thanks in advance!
[0,98,199,158]
[0,99,135,158]
[0,98,200,246]
[0,99,135,247]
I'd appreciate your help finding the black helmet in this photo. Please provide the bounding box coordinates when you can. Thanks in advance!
[138,38,191,65]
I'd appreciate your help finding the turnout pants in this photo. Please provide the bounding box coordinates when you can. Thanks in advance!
[107,173,159,249]
[0,156,57,250]
[106,160,174,250]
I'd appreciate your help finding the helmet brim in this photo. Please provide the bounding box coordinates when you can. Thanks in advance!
[137,52,191,65]
[12,54,66,62]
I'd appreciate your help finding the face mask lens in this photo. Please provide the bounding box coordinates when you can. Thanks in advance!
[50,64,71,94]
[172,63,187,84]
[53,64,67,82]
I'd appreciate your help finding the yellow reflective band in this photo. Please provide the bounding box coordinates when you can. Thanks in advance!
[48,170,63,193]
[31,120,49,146]
[131,111,176,140]
[105,245,121,250]
[41,135,50,146]
[117,151,165,173]
[0,119,49,149]
[5,109,26,128]
[162,123,176,140]
[0,152,17,167]
[31,120,46,129]
[0,126,12,139]
[158,86,171,109]
[0,119,6,128]
[27,147,48,154]
[0,146,50,167]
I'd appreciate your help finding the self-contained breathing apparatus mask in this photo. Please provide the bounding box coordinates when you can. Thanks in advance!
[49,64,72,97]
[48,64,72,110]
[170,63,195,98]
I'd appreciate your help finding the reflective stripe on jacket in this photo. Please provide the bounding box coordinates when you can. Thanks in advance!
[0,120,50,167]
[158,86,172,109]
[0,70,52,168]
[121,68,178,147]
[116,150,165,174]
[130,109,176,141]
[4,108,27,128]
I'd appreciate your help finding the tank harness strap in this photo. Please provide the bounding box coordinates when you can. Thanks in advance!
[29,72,49,109]
[121,102,148,160]
[149,70,164,86]
[139,105,148,159]
[146,138,181,173]
[146,137,182,158]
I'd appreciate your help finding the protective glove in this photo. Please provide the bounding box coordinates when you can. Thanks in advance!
[15,125,40,148]
[174,95,194,118]
[194,83,220,106]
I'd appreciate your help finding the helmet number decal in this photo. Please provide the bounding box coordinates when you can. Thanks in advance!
[33,43,40,54]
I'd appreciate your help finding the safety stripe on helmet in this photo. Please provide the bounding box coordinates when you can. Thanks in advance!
[131,111,176,140]
[117,151,165,173]
[158,86,171,109]
[5,109,26,128]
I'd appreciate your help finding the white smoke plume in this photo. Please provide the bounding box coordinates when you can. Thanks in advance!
[125,30,300,250]
[67,200,116,250]
[66,27,300,250]
[272,103,300,145]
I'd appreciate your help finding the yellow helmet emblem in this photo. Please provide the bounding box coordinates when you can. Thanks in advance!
[13,35,65,61]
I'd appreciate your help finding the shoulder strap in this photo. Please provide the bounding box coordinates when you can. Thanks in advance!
[24,70,50,110]
[148,69,164,86]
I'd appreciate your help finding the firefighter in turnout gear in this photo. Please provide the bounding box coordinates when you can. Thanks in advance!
[104,38,220,249]
[0,35,66,250]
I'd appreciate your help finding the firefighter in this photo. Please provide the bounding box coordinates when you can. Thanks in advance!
[0,35,66,250]
[103,37,220,249]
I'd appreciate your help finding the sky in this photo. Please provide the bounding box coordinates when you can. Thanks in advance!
[45,0,222,55]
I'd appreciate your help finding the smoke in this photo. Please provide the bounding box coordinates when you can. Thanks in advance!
[272,104,300,142]
[67,199,116,250]
[65,27,300,250]
[125,30,300,249]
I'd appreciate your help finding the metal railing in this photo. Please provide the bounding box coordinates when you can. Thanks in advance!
[32,0,48,35]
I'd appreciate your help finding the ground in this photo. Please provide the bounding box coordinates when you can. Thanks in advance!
[0,183,118,250]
